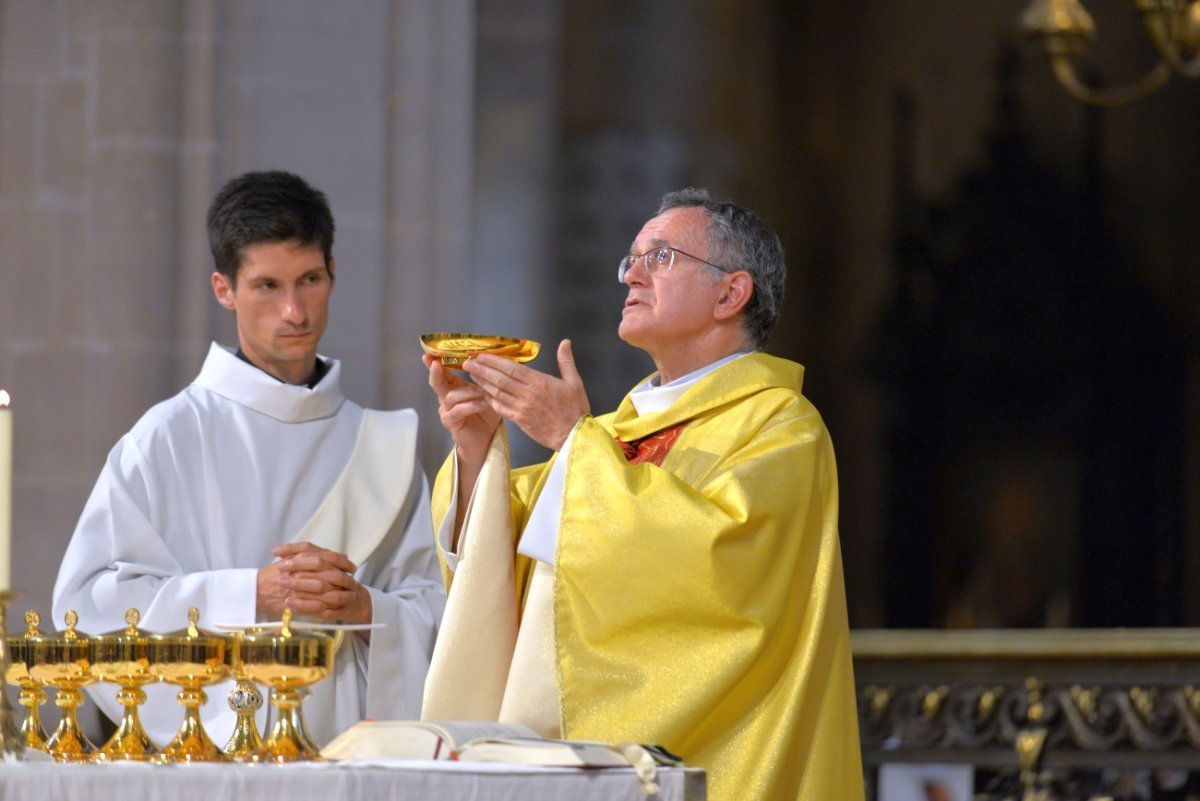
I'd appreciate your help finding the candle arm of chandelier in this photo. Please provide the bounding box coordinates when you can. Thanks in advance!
[1140,3,1200,78]
[1021,0,1200,104]
[1159,47,1200,76]
[1048,52,1173,106]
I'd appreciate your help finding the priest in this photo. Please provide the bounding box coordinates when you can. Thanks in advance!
[53,171,444,747]
[421,188,864,801]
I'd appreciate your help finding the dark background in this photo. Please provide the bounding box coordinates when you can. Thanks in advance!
[519,0,1200,629]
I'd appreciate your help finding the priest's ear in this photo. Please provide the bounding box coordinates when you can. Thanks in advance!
[211,271,236,311]
[713,270,753,322]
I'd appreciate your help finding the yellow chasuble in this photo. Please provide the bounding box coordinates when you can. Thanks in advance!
[427,353,864,801]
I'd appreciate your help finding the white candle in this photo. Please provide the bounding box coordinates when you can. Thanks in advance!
[0,389,10,591]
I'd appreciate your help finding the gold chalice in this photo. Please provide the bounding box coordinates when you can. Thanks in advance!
[238,609,335,762]
[5,610,49,753]
[148,607,229,762]
[420,332,541,367]
[222,630,264,760]
[24,610,96,761]
[89,608,158,761]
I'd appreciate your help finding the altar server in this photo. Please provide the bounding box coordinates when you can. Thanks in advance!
[53,171,444,747]
[421,188,864,801]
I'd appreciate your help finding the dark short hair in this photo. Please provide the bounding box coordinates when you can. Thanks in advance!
[206,171,335,283]
[656,188,785,350]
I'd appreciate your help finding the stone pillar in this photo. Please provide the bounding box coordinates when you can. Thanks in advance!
[378,0,477,473]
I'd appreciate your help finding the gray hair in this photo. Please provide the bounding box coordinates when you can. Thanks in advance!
[656,187,785,350]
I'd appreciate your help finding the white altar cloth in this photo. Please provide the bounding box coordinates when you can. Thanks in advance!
[0,758,706,801]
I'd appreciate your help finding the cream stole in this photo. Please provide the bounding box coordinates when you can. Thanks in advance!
[421,433,561,735]
[292,409,417,566]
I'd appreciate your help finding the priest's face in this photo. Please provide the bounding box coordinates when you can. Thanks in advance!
[211,240,335,385]
[618,206,730,358]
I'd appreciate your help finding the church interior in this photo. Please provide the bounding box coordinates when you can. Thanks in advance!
[1,1,1199,797]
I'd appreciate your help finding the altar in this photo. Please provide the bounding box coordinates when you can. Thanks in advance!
[0,758,707,801]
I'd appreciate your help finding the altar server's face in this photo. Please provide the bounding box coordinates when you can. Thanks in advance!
[211,240,335,385]
[618,206,729,352]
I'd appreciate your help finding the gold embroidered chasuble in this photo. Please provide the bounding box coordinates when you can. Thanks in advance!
[427,352,864,801]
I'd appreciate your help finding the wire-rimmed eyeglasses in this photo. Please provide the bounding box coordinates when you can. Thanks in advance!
[617,246,732,283]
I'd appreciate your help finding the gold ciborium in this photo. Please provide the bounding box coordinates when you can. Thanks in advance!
[89,608,158,761]
[148,607,228,762]
[238,609,334,762]
[24,609,96,761]
[5,610,49,753]
[221,630,264,760]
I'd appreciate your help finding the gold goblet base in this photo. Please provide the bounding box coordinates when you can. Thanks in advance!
[158,686,227,763]
[250,688,321,763]
[223,679,264,760]
[97,686,157,761]
[16,682,48,752]
[44,686,95,762]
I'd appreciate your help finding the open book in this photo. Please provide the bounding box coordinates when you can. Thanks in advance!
[321,720,684,793]
[320,720,539,761]
[457,736,682,767]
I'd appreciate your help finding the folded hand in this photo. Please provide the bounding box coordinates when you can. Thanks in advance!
[257,541,373,626]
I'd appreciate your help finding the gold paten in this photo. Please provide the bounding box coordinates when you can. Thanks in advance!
[222,630,264,760]
[24,610,96,761]
[237,609,335,762]
[5,610,49,753]
[420,332,541,367]
[89,608,158,761]
[148,607,229,762]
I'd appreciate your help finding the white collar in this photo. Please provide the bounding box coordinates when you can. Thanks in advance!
[191,343,345,423]
[629,351,750,416]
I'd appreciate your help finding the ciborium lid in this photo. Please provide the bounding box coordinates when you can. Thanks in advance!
[148,608,227,685]
[4,611,43,684]
[24,610,92,680]
[90,608,154,683]
[238,609,335,690]
[95,608,149,640]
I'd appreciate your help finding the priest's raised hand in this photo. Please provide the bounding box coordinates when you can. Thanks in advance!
[459,338,591,452]
[423,353,503,469]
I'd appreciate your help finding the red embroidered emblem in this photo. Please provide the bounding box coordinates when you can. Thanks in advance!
[614,423,688,467]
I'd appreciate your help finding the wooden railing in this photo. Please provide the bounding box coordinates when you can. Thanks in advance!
[852,629,1200,800]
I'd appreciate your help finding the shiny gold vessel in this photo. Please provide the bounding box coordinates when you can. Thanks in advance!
[238,609,335,762]
[90,609,158,760]
[222,629,264,760]
[148,607,228,762]
[4,610,48,753]
[420,332,541,366]
[24,610,96,761]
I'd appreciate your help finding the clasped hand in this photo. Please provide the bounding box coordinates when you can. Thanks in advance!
[257,541,372,625]
[423,339,590,457]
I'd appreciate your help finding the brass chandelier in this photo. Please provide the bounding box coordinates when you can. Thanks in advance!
[1021,0,1200,105]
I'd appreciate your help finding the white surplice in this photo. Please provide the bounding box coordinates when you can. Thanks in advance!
[52,343,445,747]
